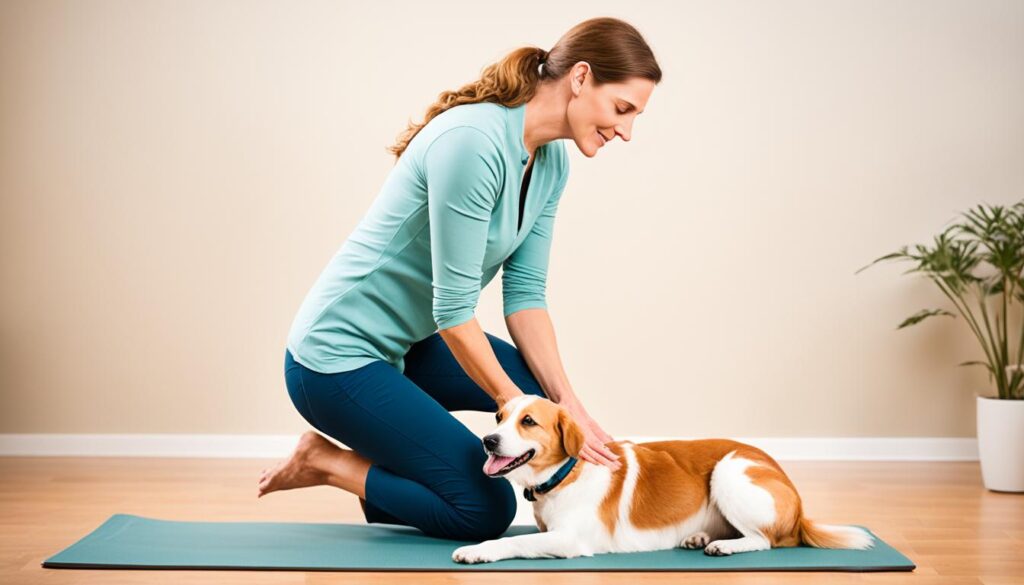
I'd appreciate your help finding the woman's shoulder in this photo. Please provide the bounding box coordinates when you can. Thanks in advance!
[432,101,507,125]
[413,103,508,152]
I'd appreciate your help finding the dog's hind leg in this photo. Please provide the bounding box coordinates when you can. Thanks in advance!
[703,451,781,556]
[679,501,736,549]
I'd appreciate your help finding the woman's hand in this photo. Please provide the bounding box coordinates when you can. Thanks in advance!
[560,397,622,471]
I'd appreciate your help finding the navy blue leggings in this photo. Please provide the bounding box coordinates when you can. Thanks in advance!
[284,331,548,541]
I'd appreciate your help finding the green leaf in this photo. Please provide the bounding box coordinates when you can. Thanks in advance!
[897,308,956,329]
[854,248,910,275]
[958,360,994,372]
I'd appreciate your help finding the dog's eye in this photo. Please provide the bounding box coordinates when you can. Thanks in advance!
[522,415,535,426]
[495,414,502,423]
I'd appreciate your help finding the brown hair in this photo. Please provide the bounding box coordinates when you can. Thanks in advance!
[386,17,662,160]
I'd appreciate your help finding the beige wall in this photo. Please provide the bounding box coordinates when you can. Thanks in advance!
[1,0,1021,441]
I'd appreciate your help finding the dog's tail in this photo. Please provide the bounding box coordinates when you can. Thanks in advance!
[798,517,874,549]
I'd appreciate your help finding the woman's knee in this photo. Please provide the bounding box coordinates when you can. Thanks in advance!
[451,479,518,541]
[284,350,320,429]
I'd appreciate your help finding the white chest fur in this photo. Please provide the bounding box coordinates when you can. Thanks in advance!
[532,459,613,545]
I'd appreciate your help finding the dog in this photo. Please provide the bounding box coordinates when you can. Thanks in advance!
[452,394,874,563]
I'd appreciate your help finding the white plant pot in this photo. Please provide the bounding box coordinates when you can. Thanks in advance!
[976,393,1024,492]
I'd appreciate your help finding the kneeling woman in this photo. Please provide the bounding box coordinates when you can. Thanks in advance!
[259,17,659,542]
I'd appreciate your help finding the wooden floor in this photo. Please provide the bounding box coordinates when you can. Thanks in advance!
[1,457,1022,584]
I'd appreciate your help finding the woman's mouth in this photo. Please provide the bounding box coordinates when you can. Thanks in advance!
[484,449,536,476]
[596,131,607,145]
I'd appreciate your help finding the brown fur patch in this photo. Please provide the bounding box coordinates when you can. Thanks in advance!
[629,442,712,530]
[557,408,586,459]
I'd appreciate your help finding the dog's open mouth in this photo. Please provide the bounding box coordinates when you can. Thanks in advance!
[484,449,536,476]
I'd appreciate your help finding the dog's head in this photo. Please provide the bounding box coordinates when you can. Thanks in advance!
[480,395,585,484]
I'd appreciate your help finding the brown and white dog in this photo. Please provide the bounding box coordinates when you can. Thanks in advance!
[452,395,874,563]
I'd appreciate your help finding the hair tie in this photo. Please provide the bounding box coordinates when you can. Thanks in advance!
[539,49,548,64]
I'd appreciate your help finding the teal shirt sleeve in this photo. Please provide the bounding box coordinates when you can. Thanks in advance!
[424,126,504,330]
[501,172,568,317]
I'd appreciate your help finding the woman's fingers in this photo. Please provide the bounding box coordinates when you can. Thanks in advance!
[580,444,601,465]
[579,415,614,444]
[569,411,622,470]
[585,422,619,459]
[599,443,620,461]
[583,442,621,470]
[578,447,596,465]
[588,433,621,467]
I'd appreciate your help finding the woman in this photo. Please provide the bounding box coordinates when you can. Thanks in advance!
[258,17,661,542]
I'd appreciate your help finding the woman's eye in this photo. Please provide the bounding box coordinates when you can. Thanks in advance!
[617,109,627,114]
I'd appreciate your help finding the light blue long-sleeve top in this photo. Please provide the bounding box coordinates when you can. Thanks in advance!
[287,102,570,374]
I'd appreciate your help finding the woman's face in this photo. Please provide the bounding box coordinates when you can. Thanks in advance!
[566,62,655,157]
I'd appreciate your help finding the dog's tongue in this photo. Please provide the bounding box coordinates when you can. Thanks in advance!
[485,454,516,475]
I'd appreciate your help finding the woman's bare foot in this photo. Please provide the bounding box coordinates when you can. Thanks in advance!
[257,431,339,498]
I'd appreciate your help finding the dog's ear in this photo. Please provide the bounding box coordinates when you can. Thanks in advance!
[557,408,585,459]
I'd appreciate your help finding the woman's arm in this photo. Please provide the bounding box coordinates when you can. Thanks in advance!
[438,318,524,408]
[423,126,521,408]
[504,307,574,404]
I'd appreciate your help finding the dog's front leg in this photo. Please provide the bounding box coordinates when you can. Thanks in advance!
[452,530,587,564]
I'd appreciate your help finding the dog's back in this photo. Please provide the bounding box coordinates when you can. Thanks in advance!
[632,438,795,485]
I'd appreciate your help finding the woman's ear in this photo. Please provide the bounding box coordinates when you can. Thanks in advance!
[557,408,585,458]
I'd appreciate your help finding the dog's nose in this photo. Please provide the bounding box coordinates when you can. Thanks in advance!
[482,434,500,451]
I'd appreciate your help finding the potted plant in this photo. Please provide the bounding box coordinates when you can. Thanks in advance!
[856,200,1024,492]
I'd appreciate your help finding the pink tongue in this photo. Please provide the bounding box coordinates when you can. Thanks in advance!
[485,454,516,475]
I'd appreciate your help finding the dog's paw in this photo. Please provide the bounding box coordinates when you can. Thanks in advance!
[681,531,711,549]
[452,543,502,564]
[703,540,735,556]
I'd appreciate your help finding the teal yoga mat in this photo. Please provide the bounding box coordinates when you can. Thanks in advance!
[43,514,915,572]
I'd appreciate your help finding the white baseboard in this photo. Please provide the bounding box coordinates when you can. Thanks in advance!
[0,434,979,461]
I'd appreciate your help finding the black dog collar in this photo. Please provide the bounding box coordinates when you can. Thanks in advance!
[523,456,579,502]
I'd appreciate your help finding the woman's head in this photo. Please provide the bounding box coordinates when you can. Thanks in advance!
[387,17,662,160]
